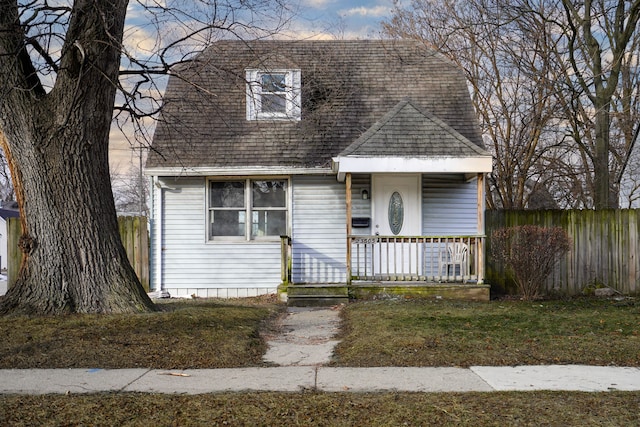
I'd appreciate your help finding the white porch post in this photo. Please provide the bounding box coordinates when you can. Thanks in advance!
[346,173,352,284]
[477,173,485,284]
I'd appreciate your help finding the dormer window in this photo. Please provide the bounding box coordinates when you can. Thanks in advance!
[246,69,301,121]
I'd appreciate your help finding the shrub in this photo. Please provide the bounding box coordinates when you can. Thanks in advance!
[490,225,571,300]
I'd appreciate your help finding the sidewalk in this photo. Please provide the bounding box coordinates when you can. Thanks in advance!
[1,365,639,394]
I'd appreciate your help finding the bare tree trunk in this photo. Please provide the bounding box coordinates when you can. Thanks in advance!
[593,103,612,209]
[0,0,154,314]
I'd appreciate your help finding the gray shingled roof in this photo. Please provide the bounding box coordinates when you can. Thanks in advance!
[146,40,484,170]
[340,99,488,157]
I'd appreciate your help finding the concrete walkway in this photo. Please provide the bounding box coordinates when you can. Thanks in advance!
[263,306,342,366]
[1,366,639,394]
[1,306,640,394]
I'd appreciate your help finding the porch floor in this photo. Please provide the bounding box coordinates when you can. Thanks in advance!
[349,281,490,301]
[285,282,490,306]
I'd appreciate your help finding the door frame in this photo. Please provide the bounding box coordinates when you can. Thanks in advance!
[372,174,422,236]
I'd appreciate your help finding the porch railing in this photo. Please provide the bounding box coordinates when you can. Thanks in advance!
[348,235,484,283]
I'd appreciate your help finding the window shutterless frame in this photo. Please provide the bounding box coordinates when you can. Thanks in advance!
[207,178,290,241]
[246,69,301,121]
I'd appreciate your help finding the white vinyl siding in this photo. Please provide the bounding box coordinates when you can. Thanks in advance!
[420,174,479,277]
[156,177,281,297]
[350,174,372,236]
[422,174,478,235]
[292,176,347,283]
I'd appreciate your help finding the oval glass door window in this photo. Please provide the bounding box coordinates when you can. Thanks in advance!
[388,191,404,235]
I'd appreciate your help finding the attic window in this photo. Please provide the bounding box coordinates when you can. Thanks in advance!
[246,69,301,121]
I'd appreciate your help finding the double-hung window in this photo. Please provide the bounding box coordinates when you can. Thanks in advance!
[246,69,301,120]
[208,179,288,240]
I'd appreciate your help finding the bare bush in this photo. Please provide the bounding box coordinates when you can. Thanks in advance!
[491,225,571,300]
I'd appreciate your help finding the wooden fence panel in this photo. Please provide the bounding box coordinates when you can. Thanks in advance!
[486,210,640,295]
[118,216,150,292]
[7,216,149,292]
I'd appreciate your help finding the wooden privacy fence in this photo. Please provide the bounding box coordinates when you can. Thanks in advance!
[7,216,149,292]
[486,210,640,295]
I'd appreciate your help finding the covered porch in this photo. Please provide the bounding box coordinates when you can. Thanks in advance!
[285,100,493,304]
[348,235,484,283]
[340,170,490,302]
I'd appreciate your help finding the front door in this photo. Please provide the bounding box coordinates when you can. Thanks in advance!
[372,174,421,277]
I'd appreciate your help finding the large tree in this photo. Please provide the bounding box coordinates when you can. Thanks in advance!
[0,0,289,315]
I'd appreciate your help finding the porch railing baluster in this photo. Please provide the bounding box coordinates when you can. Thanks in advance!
[349,234,483,284]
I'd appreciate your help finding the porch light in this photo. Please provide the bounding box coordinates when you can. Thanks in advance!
[361,189,369,200]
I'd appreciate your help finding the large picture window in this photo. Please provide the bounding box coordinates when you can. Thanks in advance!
[209,179,288,240]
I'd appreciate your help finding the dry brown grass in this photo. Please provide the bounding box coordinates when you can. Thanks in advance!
[2,391,639,426]
[333,297,640,367]
[0,296,285,369]
[1,296,639,425]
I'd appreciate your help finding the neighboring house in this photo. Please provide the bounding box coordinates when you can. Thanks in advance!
[145,40,493,303]
[0,205,19,271]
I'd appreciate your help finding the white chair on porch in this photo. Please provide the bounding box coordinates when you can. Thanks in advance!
[439,242,469,280]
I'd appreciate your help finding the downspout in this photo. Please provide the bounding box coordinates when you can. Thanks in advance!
[150,176,166,297]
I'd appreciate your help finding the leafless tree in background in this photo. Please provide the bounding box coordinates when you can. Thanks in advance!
[111,164,148,217]
[384,0,640,209]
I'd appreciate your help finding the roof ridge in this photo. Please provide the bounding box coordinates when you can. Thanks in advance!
[406,101,489,156]
[340,99,412,155]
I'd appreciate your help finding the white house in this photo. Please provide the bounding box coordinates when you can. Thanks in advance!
[144,40,492,303]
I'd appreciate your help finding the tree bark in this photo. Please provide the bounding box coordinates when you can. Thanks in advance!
[0,0,155,314]
[593,102,612,209]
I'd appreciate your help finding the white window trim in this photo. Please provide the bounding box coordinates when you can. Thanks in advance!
[246,69,301,121]
[206,177,291,242]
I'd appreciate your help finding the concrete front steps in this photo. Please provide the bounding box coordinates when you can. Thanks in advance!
[285,284,349,307]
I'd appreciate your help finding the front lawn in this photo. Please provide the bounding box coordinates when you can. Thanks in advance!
[0,297,284,369]
[332,298,640,367]
[1,295,637,369]
[1,296,639,425]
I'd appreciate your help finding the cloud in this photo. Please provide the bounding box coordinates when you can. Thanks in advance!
[302,0,337,9]
[339,5,390,18]
[123,25,158,57]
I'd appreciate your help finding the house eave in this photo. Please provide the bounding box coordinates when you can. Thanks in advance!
[332,156,493,182]
[144,166,334,177]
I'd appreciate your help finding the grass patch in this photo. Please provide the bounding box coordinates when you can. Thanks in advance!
[332,298,640,367]
[1,391,639,426]
[2,296,638,369]
[0,297,284,369]
[1,296,639,424]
